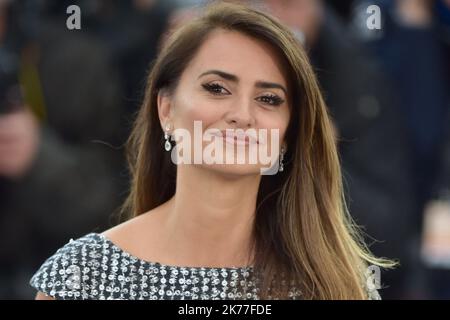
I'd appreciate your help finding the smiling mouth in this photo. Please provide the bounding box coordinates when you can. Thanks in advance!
[209,130,259,146]
[224,135,251,146]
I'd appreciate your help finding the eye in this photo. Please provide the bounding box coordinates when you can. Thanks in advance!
[202,83,231,95]
[256,94,285,106]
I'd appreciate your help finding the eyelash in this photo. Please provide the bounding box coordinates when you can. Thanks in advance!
[201,83,285,107]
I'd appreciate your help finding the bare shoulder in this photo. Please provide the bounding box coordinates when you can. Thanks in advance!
[101,203,169,258]
[35,292,55,300]
[102,212,149,246]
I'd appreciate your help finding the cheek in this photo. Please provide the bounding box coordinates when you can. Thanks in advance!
[278,108,291,142]
[172,92,223,130]
[258,111,290,142]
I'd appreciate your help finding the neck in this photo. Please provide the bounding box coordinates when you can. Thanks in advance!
[161,165,261,268]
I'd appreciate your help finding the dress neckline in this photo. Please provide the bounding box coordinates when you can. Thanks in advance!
[89,232,255,272]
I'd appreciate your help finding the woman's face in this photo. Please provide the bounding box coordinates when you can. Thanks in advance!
[158,29,291,176]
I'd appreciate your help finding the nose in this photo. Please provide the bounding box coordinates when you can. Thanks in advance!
[224,98,256,129]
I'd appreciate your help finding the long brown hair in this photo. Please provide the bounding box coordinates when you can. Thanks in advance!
[121,1,395,299]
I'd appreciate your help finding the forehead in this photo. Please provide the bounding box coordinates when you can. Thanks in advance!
[183,28,289,88]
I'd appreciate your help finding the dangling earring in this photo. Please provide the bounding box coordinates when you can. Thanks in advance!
[164,123,172,152]
[279,146,285,172]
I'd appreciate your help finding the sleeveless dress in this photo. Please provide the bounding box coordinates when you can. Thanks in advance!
[29,233,380,300]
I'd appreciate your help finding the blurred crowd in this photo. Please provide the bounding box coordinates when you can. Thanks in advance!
[0,0,449,299]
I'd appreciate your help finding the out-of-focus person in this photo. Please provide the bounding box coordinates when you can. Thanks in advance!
[0,0,125,299]
[347,0,450,298]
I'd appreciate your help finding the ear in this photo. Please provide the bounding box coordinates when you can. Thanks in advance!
[157,89,173,130]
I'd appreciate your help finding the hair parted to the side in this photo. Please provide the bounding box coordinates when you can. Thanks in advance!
[120,1,396,299]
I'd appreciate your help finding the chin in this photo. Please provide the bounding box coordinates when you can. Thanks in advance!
[200,163,264,178]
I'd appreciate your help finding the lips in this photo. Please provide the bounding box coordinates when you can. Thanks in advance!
[209,130,259,145]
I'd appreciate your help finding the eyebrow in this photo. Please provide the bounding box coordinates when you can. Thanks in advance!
[198,69,288,96]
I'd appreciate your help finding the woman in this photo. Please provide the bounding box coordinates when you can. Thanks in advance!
[31,1,393,300]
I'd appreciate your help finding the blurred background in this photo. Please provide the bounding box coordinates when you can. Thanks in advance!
[0,0,449,299]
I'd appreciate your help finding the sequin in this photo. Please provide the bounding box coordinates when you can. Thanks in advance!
[29,233,379,300]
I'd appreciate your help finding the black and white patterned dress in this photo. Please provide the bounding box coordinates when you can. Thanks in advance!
[30,233,298,300]
[29,233,380,300]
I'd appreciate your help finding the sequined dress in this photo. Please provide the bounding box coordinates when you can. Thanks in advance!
[29,233,380,300]
[30,233,294,299]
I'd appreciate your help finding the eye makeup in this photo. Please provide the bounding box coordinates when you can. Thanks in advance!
[201,82,285,106]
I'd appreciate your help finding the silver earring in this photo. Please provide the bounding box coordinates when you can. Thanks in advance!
[164,124,172,152]
[279,146,285,172]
